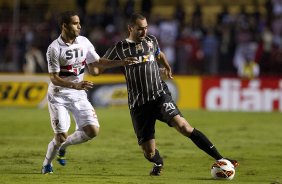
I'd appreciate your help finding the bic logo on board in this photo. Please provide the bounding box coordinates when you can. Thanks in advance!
[0,82,48,106]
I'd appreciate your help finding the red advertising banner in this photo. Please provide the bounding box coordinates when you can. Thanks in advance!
[202,77,282,112]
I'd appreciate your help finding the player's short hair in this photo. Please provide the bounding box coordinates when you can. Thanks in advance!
[58,11,78,30]
[128,13,146,26]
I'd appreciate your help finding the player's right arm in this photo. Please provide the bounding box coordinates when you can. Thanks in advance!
[88,57,137,75]
[88,45,137,76]
[49,72,93,90]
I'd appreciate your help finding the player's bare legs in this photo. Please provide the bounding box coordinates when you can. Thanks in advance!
[170,115,194,136]
[170,114,223,160]
[83,124,99,138]
[56,133,68,142]
[57,125,99,165]
[141,139,163,176]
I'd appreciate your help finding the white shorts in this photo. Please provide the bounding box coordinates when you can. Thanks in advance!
[47,92,99,133]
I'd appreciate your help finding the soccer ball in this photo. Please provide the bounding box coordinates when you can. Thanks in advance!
[211,159,235,180]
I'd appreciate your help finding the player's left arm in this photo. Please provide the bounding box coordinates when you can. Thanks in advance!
[156,51,173,79]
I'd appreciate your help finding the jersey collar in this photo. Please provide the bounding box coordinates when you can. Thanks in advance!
[58,35,78,46]
[126,38,135,43]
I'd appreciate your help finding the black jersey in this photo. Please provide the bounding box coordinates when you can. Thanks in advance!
[103,35,169,109]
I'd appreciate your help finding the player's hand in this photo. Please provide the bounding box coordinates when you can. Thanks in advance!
[123,57,139,65]
[160,68,173,79]
[73,81,94,91]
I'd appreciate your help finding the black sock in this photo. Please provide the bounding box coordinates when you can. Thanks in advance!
[189,129,223,160]
[144,149,163,165]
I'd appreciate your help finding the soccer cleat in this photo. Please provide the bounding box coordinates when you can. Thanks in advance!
[150,163,163,176]
[57,149,66,166]
[41,164,53,174]
[225,158,239,168]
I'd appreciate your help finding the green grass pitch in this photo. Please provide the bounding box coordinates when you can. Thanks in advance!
[0,107,281,184]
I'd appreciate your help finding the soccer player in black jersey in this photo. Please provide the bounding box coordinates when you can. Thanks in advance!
[102,13,239,176]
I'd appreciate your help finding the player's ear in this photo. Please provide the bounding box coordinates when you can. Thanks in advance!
[63,23,67,29]
[128,25,133,32]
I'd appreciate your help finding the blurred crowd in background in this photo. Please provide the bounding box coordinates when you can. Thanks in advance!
[0,0,282,79]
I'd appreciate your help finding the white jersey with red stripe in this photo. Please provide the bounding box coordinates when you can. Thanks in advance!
[46,35,99,99]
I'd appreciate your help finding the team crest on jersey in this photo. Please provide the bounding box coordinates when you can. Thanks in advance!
[73,68,80,75]
[146,41,153,49]
[72,61,83,75]
[72,65,82,75]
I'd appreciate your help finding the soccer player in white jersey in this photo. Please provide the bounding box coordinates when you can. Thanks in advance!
[41,11,137,174]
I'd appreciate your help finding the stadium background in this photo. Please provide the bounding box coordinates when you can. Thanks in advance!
[0,1,282,184]
[0,0,281,111]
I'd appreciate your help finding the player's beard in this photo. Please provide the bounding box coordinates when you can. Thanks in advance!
[67,30,79,40]
[139,37,145,42]
[137,33,145,42]
[75,29,80,36]
[72,29,80,37]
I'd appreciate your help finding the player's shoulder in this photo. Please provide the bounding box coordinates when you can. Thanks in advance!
[116,39,126,45]
[76,35,88,41]
[48,37,58,47]
[146,34,158,41]
[76,35,91,44]
[47,38,60,51]
[112,39,126,49]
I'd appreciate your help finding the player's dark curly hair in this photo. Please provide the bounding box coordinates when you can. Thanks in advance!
[58,11,78,30]
[128,13,146,26]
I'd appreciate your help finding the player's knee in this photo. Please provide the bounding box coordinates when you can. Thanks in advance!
[174,118,193,136]
[55,133,68,145]
[83,125,99,139]
[87,129,99,139]
[180,124,194,136]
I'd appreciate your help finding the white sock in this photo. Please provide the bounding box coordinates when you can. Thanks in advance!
[59,130,91,151]
[43,138,58,166]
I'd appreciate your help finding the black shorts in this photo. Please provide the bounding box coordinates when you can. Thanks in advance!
[130,93,182,145]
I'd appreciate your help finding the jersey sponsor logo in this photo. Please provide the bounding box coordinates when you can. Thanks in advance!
[142,54,154,62]
[65,48,84,60]
[129,54,155,65]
